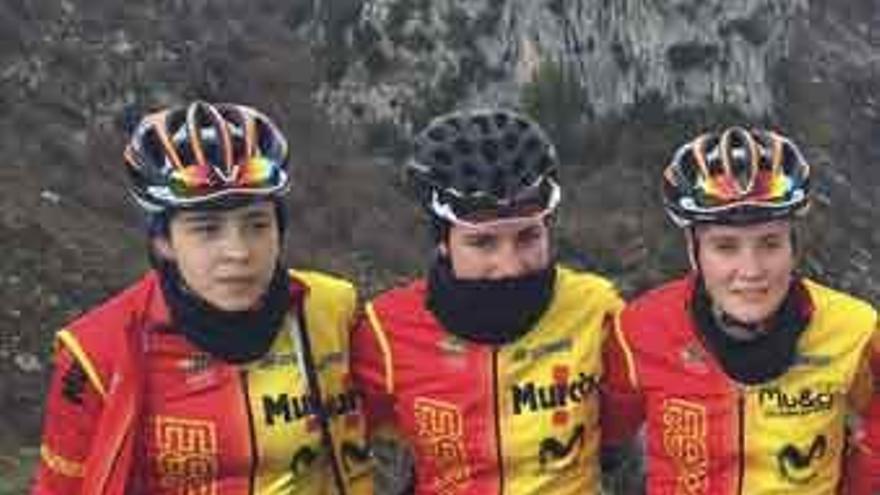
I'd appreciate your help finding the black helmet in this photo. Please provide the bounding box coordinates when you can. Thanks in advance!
[662,126,811,227]
[406,108,560,223]
[123,101,290,213]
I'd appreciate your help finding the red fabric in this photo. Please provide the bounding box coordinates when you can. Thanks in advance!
[617,278,741,494]
[600,312,644,447]
[850,339,880,494]
[31,349,102,494]
[33,271,311,494]
[352,280,501,495]
[32,273,158,494]
[847,424,878,495]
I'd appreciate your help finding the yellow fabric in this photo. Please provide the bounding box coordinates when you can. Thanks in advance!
[365,302,395,395]
[291,270,373,495]
[612,310,640,389]
[497,268,622,494]
[40,444,85,478]
[56,328,107,399]
[740,280,877,493]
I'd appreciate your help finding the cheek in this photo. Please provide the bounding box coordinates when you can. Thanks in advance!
[449,248,488,279]
[698,259,733,295]
[260,241,281,271]
[174,250,211,283]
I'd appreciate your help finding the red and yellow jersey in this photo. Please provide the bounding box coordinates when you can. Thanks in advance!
[352,265,623,495]
[605,276,877,495]
[33,270,372,495]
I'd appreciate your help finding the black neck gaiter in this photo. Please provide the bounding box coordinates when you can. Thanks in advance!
[158,263,292,364]
[426,257,556,345]
[691,278,809,384]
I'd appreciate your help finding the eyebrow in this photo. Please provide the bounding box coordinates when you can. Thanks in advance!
[177,212,220,224]
[177,207,273,224]
[461,231,496,240]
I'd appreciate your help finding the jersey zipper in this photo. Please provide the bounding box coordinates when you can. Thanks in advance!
[736,387,745,495]
[492,349,504,495]
[240,369,259,494]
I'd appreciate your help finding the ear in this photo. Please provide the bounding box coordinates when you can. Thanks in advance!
[152,236,176,262]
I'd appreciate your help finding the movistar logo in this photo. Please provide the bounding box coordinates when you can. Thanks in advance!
[511,372,598,415]
[777,435,827,484]
[757,384,835,417]
[263,389,359,425]
[539,424,584,469]
[290,446,318,476]
[289,440,370,478]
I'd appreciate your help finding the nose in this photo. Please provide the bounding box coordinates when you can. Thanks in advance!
[490,243,528,279]
[219,225,251,260]
[738,247,764,279]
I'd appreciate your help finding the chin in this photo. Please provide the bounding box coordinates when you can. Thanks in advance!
[210,295,261,312]
[726,306,775,324]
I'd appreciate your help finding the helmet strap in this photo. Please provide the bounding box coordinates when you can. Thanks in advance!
[685,226,701,273]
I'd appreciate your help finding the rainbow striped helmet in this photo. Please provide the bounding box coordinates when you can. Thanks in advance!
[123,101,289,212]
[662,127,811,227]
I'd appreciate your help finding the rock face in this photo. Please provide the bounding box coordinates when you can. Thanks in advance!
[315,0,808,125]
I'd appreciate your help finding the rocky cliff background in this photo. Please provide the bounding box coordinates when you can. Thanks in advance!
[1,0,879,490]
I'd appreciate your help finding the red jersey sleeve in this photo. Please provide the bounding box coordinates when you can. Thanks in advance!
[350,303,397,437]
[601,310,645,448]
[31,347,103,495]
[848,327,880,495]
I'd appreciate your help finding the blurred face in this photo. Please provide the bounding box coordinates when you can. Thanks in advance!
[441,215,551,280]
[154,201,280,311]
[693,220,795,324]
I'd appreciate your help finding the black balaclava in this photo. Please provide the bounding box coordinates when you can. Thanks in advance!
[158,261,291,364]
[690,277,809,384]
[426,255,556,345]
[152,198,292,364]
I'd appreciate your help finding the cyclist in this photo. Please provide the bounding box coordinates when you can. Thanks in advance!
[351,108,624,494]
[602,126,879,494]
[32,101,372,494]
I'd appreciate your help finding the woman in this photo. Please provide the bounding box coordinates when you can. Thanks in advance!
[352,109,624,494]
[32,101,372,494]
[603,127,879,494]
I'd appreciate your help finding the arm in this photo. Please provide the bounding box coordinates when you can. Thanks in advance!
[601,310,645,448]
[31,346,102,495]
[351,303,397,436]
[350,303,415,494]
[846,326,880,495]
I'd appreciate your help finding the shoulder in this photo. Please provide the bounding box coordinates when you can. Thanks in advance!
[556,264,618,293]
[617,276,692,340]
[63,272,160,342]
[290,269,355,297]
[554,264,623,309]
[290,270,359,329]
[55,272,160,397]
[624,276,691,315]
[802,279,877,340]
[290,269,357,311]
[365,279,433,342]
[370,278,426,312]
[803,278,876,319]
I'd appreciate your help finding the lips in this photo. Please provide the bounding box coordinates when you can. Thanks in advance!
[732,288,768,299]
[215,276,257,290]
